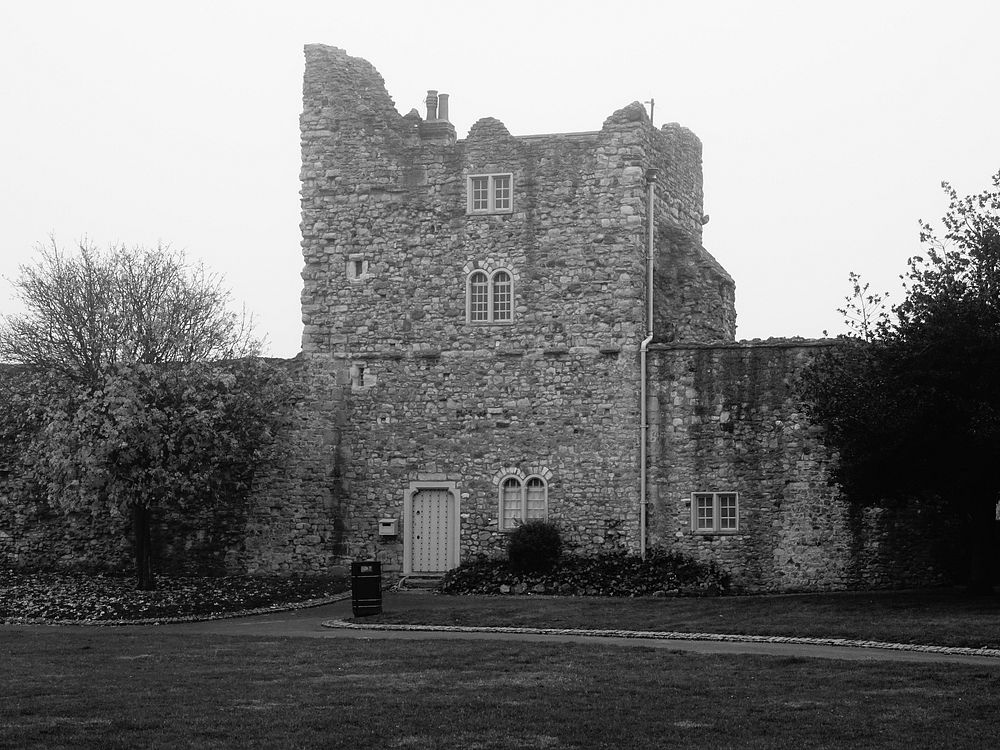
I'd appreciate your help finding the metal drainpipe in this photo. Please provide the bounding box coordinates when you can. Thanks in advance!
[640,168,658,560]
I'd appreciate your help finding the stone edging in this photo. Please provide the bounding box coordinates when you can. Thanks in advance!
[320,619,1000,659]
[1,593,353,627]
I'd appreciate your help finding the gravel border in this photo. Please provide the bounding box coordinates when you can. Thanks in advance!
[1,592,353,627]
[321,618,1000,658]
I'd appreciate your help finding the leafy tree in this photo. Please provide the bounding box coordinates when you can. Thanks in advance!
[0,240,287,589]
[802,172,1000,593]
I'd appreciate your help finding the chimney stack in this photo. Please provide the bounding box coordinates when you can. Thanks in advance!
[418,88,455,144]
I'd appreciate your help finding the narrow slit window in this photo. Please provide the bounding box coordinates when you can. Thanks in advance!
[346,257,367,280]
[351,364,368,389]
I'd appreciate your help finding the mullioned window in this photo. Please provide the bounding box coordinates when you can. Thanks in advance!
[492,466,553,531]
[467,173,513,214]
[467,269,513,324]
[691,491,739,533]
[499,475,548,531]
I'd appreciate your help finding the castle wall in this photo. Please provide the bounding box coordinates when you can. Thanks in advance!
[648,341,959,592]
[0,485,132,573]
[2,341,961,589]
[238,354,351,574]
[0,358,351,577]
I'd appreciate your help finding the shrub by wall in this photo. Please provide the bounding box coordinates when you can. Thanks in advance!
[507,521,562,573]
[439,549,730,597]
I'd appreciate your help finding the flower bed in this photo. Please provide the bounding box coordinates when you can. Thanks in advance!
[438,549,730,597]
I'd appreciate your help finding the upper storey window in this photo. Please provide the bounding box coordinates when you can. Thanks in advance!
[467,269,513,324]
[468,174,513,214]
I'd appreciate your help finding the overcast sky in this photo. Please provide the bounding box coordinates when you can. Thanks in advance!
[2,0,998,357]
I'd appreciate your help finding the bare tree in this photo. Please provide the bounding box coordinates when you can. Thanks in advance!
[0,238,260,379]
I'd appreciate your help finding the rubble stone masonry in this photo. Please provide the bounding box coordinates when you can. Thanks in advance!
[648,341,956,591]
[295,44,733,574]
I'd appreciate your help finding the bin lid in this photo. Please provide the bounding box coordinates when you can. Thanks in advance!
[351,560,381,574]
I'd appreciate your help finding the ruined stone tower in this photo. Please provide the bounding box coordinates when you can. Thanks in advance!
[298,44,734,575]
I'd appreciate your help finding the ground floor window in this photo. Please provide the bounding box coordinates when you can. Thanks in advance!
[692,492,739,533]
[499,475,547,531]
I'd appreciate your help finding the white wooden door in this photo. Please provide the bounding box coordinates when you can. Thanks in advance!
[410,488,453,573]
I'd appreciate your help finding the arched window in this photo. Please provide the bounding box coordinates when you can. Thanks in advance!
[467,269,514,324]
[498,475,548,531]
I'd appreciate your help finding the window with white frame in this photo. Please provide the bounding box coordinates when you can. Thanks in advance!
[467,173,513,214]
[467,269,513,324]
[691,492,739,533]
[499,475,548,531]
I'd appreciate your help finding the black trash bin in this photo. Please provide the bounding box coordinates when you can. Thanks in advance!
[351,560,382,617]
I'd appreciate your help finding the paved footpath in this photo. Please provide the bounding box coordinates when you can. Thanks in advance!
[102,593,1000,667]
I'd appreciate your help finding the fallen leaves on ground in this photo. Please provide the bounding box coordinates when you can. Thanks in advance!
[0,569,347,623]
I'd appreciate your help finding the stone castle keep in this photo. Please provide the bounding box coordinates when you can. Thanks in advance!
[0,45,956,591]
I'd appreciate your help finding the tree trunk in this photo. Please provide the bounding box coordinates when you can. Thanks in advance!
[132,504,156,591]
[965,498,997,595]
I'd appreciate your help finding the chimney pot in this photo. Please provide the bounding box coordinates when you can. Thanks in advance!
[425,90,438,121]
[438,93,450,123]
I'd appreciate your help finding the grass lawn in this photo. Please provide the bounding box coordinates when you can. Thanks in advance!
[362,589,1000,649]
[2,629,999,749]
